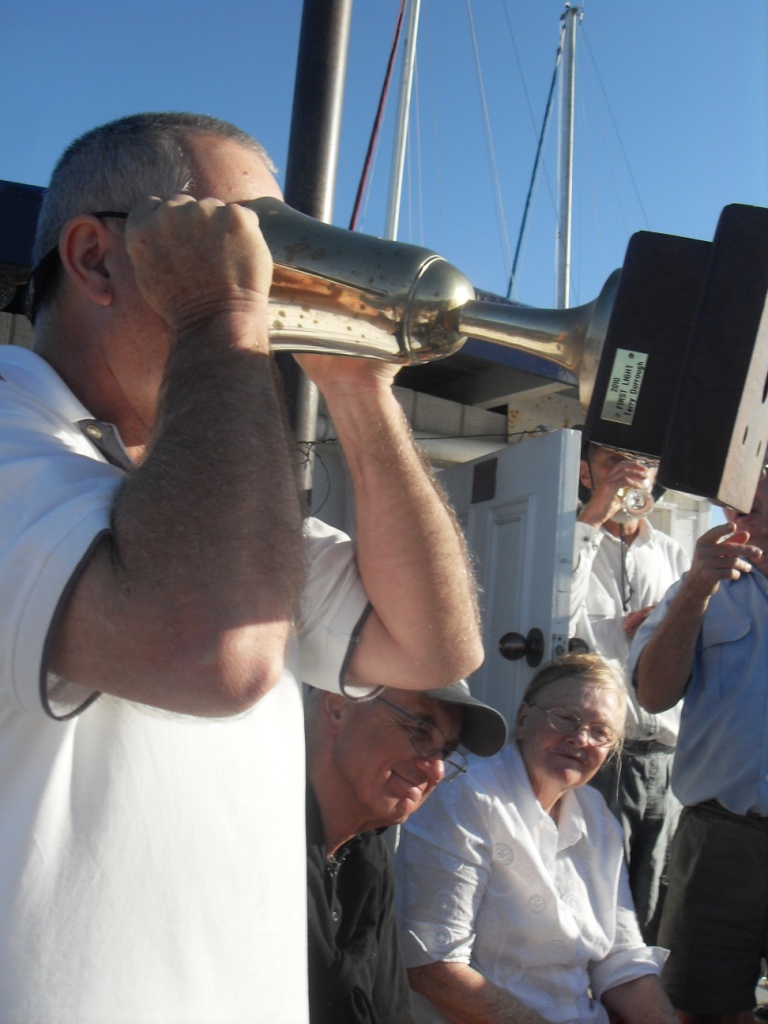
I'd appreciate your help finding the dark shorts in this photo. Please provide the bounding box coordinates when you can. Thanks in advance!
[659,800,768,1013]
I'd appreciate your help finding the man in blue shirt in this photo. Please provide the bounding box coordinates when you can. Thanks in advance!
[631,473,768,1024]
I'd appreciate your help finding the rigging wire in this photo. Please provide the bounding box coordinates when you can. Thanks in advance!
[465,0,513,278]
[348,0,407,230]
[564,16,651,301]
[500,1,558,217]
[422,11,448,256]
[581,76,628,245]
[507,18,566,300]
[579,22,650,230]
[412,60,425,245]
[572,88,602,304]
[405,103,414,242]
[350,0,650,309]
[501,2,551,145]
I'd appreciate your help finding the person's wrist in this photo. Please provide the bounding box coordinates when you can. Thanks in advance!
[316,364,399,410]
[577,501,611,529]
[677,572,717,611]
[170,296,272,355]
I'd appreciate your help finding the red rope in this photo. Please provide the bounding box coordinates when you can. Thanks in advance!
[348,0,407,230]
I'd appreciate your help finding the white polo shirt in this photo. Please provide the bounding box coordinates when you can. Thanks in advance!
[0,345,369,1023]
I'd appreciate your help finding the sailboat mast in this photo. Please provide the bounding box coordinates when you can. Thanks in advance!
[385,0,421,240]
[556,4,581,309]
[280,0,353,496]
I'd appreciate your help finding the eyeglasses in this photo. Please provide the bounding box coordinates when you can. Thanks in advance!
[26,211,129,324]
[594,446,658,471]
[375,696,467,782]
[527,703,619,748]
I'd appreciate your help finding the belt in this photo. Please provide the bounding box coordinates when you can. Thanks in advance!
[621,739,675,755]
[694,799,768,827]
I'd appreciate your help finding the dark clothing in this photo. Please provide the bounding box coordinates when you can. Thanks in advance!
[659,800,768,1013]
[306,783,415,1024]
[589,744,679,944]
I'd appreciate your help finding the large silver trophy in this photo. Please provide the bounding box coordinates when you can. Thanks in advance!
[250,197,768,513]
[251,197,614,410]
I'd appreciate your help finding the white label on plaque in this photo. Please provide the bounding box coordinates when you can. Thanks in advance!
[600,349,648,425]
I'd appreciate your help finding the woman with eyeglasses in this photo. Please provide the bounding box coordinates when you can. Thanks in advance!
[394,653,677,1024]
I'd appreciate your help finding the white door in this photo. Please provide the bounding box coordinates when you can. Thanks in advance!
[438,428,580,727]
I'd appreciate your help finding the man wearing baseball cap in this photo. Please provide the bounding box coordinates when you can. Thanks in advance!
[304,682,507,1024]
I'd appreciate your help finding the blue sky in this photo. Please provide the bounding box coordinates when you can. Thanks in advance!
[1,0,766,311]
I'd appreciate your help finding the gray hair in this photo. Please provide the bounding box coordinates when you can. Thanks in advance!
[32,112,275,313]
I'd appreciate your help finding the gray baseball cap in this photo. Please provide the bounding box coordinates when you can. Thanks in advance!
[426,680,508,757]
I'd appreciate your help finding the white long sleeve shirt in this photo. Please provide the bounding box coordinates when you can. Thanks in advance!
[395,742,666,1024]
[570,519,689,745]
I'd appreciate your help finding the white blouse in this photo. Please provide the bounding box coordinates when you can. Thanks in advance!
[395,742,666,1024]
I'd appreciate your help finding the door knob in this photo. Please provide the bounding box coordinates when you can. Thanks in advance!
[499,627,544,667]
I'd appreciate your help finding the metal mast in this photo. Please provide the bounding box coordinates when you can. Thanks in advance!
[556,4,581,309]
[279,0,353,498]
[384,0,422,240]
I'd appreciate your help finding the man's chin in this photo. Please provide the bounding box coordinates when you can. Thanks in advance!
[364,808,413,832]
[383,794,425,826]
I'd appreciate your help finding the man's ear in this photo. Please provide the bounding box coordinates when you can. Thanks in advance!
[578,459,592,491]
[323,693,347,732]
[58,216,117,308]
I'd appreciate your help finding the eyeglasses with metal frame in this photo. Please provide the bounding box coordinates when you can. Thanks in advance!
[526,703,619,748]
[374,696,467,782]
[592,445,659,471]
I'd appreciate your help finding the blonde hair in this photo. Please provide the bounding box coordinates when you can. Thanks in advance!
[521,653,627,750]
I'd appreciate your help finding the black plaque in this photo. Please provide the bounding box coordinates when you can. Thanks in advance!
[658,205,768,512]
[584,231,711,459]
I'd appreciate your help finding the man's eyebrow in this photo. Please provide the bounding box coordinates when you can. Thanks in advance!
[436,711,465,747]
[406,700,463,744]
[413,709,438,725]
[417,707,458,737]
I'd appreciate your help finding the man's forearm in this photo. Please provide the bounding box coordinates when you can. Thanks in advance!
[634,579,709,713]
[600,974,678,1023]
[408,962,549,1024]
[636,520,763,714]
[324,381,483,690]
